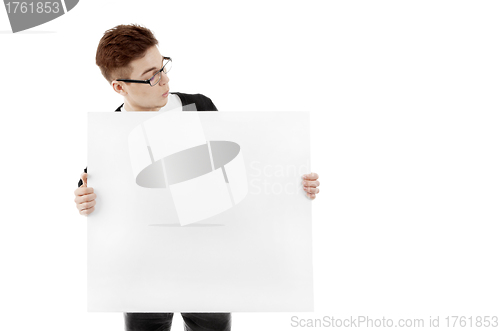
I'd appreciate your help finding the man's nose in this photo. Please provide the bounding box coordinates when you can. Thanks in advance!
[159,72,169,85]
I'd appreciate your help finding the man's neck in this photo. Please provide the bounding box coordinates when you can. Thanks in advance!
[123,101,161,112]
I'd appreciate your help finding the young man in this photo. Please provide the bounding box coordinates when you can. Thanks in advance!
[74,24,320,331]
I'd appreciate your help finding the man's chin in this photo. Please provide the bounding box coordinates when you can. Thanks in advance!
[151,99,168,111]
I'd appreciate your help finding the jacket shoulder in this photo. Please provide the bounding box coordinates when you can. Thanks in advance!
[171,92,218,111]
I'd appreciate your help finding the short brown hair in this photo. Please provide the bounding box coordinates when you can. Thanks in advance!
[96,24,159,83]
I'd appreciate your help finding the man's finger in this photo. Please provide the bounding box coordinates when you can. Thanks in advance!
[303,180,320,187]
[302,172,319,180]
[304,186,320,194]
[77,199,97,212]
[74,193,96,204]
[74,186,94,196]
[80,206,95,216]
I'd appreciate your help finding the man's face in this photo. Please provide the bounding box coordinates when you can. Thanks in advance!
[114,46,170,111]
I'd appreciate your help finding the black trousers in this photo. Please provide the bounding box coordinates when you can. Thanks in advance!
[124,312,231,331]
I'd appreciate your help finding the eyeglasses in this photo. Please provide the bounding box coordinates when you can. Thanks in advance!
[116,57,172,86]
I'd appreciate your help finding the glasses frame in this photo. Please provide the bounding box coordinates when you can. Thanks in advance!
[116,56,172,86]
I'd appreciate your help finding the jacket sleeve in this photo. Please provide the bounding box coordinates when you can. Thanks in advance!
[198,94,218,111]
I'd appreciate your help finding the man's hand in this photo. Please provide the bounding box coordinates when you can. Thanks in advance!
[302,172,320,200]
[74,172,97,216]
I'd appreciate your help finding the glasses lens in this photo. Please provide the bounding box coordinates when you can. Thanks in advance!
[163,60,172,73]
[149,59,171,86]
[149,71,161,86]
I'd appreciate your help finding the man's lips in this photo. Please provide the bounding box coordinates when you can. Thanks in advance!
[162,91,169,97]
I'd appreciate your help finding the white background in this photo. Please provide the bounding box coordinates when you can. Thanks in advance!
[0,1,499,330]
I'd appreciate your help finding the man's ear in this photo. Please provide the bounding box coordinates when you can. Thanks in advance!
[111,81,127,96]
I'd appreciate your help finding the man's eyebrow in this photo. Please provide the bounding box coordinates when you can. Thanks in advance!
[141,58,160,77]
[140,66,158,77]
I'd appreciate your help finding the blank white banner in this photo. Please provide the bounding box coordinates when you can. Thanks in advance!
[87,111,313,312]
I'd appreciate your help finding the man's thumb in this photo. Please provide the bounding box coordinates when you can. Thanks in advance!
[81,172,88,187]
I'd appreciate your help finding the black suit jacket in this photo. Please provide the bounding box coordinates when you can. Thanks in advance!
[78,92,218,187]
